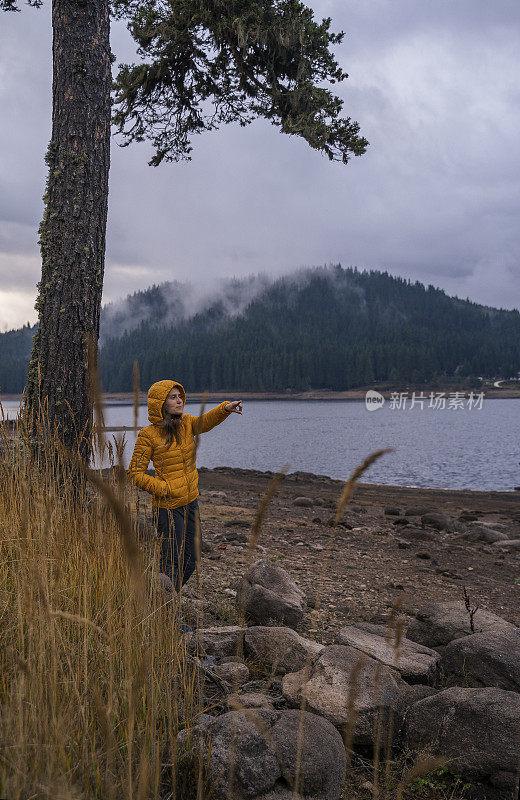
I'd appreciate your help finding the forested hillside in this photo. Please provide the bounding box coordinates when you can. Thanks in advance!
[0,323,36,395]
[2,265,520,393]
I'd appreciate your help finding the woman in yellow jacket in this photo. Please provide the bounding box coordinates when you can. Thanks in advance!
[127,379,242,593]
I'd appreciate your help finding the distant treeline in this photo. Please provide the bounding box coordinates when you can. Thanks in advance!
[0,324,35,396]
[2,265,520,394]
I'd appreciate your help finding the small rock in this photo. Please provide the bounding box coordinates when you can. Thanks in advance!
[404,505,435,517]
[405,527,438,542]
[226,692,275,711]
[462,524,510,544]
[435,568,462,579]
[321,498,336,509]
[212,662,250,685]
[293,496,313,507]
[420,512,458,532]
[350,504,367,513]
[241,679,275,694]
[384,506,401,516]
[224,518,250,528]
[493,538,520,550]
[188,626,245,659]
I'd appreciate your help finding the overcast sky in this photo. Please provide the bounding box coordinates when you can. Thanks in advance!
[1,0,519,330]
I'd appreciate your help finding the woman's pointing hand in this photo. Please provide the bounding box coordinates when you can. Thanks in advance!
[225,400,243,414]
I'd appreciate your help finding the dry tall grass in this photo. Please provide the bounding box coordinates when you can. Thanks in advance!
[0,405,207,799]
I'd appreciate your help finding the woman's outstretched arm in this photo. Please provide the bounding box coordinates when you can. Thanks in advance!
[190,400,242,435]
[127,430,171,498]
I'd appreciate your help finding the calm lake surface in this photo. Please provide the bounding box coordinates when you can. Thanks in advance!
[2,398,519,492]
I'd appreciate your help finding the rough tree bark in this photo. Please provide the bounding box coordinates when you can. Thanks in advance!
[26,0,111,462]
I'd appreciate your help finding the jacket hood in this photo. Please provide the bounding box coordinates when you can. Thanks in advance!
[147,380,186,425]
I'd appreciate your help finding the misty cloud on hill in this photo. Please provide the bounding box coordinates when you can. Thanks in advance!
[99,264,368,342]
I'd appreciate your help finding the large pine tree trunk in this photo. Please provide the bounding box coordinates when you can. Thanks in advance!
[26,0,111,463]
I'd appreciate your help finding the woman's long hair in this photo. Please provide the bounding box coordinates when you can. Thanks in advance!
[160,402,184,448]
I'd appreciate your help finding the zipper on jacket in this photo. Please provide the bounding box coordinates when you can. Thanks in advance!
[180,445,189,489]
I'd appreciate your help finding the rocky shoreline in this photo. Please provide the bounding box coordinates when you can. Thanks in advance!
[135,464,520,799]
[3,382,520,404]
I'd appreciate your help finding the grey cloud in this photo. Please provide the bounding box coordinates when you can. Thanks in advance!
[1,0,519,329]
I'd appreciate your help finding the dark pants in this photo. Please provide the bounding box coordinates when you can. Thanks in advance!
[153,498,202,591]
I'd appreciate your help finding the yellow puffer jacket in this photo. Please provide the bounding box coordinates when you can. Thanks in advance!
[127,379,232,509]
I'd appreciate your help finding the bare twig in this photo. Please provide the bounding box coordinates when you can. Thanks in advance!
[463,585,479,633]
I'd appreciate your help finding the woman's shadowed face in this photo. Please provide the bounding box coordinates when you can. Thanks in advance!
[163,387,184,417]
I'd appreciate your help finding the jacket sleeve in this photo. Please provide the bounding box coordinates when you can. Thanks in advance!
[127,430,171,498]
[190,401,232,435]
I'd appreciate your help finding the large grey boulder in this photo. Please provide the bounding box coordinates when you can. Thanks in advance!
[270,710,346,799]
[179,708,346,800]
[440,628,520,691]
[236,560,306,629]
[281,645,406,747]
[405,601,515,648]
[403,687,520,798]
[245,626,324,675]
[182,709,280,799]
[337,623,440,685]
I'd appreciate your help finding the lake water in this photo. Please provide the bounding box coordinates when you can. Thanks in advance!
[2,398,519,492]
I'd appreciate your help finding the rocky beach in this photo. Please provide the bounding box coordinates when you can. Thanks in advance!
[175,465,520,635]
[131,465,520,799]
